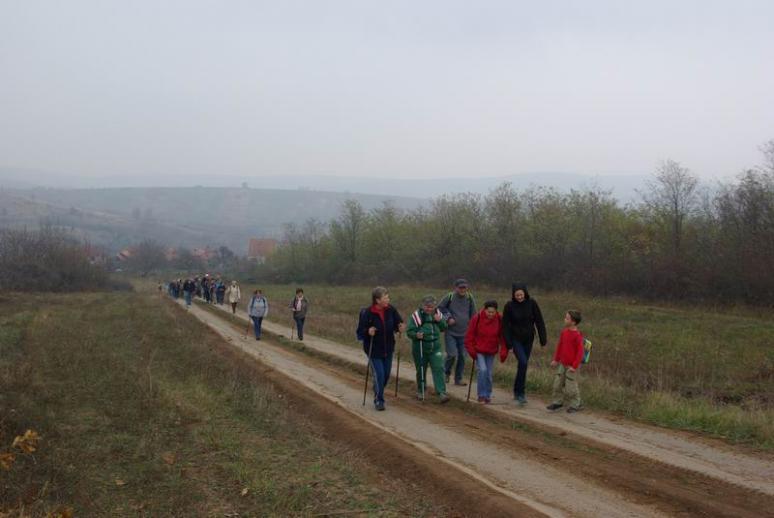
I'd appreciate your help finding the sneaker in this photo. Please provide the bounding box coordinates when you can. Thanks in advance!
[567,406,581,414]
[375,401,386,411]
[454,381,467,386]
[546,403,563,411]
[439,394,450,404]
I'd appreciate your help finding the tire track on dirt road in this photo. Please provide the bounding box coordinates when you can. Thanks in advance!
[179,300,677,517]
[206,301,774,498]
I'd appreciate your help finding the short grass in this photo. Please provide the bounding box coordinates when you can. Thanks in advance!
[0,291,444,516]
[241,283,774,450]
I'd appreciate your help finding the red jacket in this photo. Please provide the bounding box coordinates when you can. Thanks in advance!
[464,310,507,361]
[553,328,585,370]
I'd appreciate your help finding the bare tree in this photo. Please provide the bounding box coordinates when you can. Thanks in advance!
[640,159,698,256]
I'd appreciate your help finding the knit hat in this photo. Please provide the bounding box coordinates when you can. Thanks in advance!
[421,295,437,306]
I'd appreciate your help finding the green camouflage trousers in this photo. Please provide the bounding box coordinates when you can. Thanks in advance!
[551,364,581,408]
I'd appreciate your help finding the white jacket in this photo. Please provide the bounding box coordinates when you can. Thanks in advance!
[227,284,241,303]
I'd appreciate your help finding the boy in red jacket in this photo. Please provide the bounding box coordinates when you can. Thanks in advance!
[546,310,585,413]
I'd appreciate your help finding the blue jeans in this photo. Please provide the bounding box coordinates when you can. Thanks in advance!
[476,354,495,399]
[368,354,393,405]
[512,341,533,398]
[184,291,192,306]
[294,317,305,339]
[251,316,263,339]
[444,334,466,383]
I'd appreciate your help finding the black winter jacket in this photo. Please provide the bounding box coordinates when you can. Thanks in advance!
[502,283,547,347]
[356,305,404,359]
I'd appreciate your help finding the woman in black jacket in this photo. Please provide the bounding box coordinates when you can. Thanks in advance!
[502,283,547,406]
[356,287,405,411]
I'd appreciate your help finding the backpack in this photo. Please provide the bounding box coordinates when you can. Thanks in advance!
[581,337,593,364]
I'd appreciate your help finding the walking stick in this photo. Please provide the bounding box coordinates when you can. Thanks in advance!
[243,318,251,341]
[394,336,401,397]
[363,336,375,406]
[419,338,425,401]
[467,357,475,402]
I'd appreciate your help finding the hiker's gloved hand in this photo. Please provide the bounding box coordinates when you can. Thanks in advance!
[368,327,377,337]
[416,332,424,339]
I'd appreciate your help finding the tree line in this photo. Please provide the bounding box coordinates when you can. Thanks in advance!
[257,142,774,305]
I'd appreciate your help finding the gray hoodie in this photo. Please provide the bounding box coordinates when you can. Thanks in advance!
[438,291,476,337]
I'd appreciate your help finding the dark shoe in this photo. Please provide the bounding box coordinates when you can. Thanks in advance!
[484,397,491,404]
[546,403,563,411]
[439,394,450,404]
[454,381,467,386]
[477,396,485,403]
[567,406,581,414]
[375,401,386,411]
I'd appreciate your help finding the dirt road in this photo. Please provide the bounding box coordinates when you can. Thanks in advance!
[179,299,774,516]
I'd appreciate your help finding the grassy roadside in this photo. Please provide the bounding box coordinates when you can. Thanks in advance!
[0,292,445,516]
[235,283,774,450]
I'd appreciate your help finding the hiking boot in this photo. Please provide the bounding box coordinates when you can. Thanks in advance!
[375,401,386,411]
[546,403,563,411]
[454,381,467,386]
[567,406,581,414]
[439,394,450,404]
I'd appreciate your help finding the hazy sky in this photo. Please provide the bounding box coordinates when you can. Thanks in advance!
[1,1,772,180]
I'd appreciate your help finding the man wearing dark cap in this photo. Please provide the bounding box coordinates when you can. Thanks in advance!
[438,278,477,386]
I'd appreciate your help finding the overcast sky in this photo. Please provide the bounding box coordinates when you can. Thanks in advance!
[1,0,772,181]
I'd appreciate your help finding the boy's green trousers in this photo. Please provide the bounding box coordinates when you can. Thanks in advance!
[551,364,581,408]
[411,340,447,398]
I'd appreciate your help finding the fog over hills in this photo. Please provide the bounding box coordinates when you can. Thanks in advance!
[0,168,649,201]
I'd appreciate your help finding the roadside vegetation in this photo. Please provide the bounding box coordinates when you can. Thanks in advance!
[251,283,774,450]
[0,291,445,516]
[256,142,774,305]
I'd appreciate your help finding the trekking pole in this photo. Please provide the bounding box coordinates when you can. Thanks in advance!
[290,315,295,340]
[394,336,401,397]
[419,339,425,401]
[466,358,475,402]
[243,318,251,341]
[363,335,374,406]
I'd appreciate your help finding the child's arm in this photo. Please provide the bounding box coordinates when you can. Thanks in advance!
[570,333,585,371]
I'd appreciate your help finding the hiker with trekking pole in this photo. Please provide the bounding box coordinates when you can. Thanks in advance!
[247,289,269,341]
[356,287,405,411]
[439,278,476,387]
[288,288,308,341]
[464,300,507,404]
[406,295,450,404]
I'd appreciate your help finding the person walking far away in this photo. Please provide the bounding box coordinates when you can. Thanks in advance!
[407,295,451,404]
[547,310,585,413]
[439,278,476,386]
[216,278,226,305]
[289,288,308,340]
[464,300,507,404]
[226,280,241,314]
[248,289,269,341]
[182,278,195,307]
[356,287,406,411]
[502,283,547,406]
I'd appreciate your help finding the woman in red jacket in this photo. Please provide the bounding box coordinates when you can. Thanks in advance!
[464,300,507,403]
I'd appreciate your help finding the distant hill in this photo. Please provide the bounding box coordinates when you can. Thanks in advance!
[0,187,424,253]
[0,167,650,202]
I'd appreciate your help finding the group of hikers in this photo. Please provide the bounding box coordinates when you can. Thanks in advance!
[164,275,586,415]
[164,276,309,342]
[357,279,586,414]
